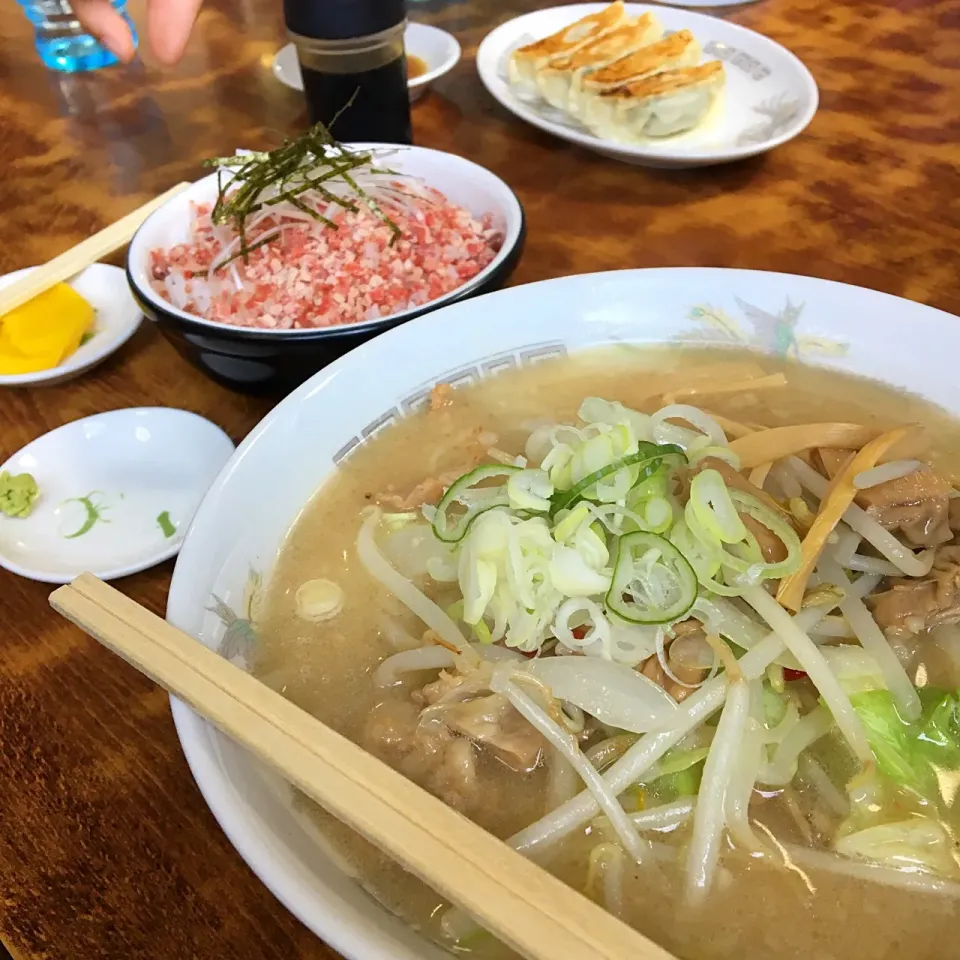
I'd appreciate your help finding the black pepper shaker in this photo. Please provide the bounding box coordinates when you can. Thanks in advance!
[284,0,413,145]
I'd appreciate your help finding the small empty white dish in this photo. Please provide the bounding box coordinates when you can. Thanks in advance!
[0,408,235,583]
[0,264,142,388]
[272,22,461,102]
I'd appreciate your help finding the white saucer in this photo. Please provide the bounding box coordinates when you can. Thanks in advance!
[0,263,142,387]
[272,22,462,102]
[0,408,235,583]
[476,3,818,168]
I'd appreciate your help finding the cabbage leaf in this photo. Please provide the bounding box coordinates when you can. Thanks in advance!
[641,746,710,802]
[849,687,960,807]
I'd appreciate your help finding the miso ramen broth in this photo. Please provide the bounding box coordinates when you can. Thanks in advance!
[254,347,960,960]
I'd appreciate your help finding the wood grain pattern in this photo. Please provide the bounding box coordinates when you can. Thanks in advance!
[0,0,958,958]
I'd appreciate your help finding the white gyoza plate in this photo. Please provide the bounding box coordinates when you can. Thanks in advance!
[476,4,818,168]
[0,408,235,583]
[167,269,958,960]
[0,264,142,387]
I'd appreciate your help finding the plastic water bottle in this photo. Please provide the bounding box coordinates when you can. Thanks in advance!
[18,0,138,72]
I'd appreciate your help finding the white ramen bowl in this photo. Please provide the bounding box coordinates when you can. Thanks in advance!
[167,268,960,960]
[476,3,818,168]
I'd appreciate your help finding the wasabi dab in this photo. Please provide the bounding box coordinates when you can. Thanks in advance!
[0,471,39,518]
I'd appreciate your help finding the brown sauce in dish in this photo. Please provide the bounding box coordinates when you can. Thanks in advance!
[406,54,428,80]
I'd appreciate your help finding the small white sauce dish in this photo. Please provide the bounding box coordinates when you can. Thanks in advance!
[0,408,235,583]
[0,264,142,388]
[273,22,462,102]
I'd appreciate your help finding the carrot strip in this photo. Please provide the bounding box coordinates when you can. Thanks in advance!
[728,423,880,470]
[776,426,915,611]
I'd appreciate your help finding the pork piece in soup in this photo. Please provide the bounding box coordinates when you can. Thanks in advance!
[254,348,960,960]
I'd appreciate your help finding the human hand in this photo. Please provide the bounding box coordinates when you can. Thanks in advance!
[72,0,203,64]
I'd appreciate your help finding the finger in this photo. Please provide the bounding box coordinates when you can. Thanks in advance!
[147,0,204,65]
[70,0,137,61]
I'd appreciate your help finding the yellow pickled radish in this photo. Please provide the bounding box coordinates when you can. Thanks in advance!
[0,283,94,375]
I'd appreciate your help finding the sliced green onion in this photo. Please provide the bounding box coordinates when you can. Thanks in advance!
[687,563,750,597]
[578,397,651,439]
[432,465,520,543]
[670,517,722,580]
[571,433,617,483]
[684,499,758,574]
[507,468,553,512]
[651,405,726,448]
[585,503,648,537]
[541,442,571,472]
[681,480,801,591]
[551,443,685,517]
[606,531,698,625]
[627,466,669,505]
[688,445,742,469]
[462,556,497,624]
[381,511,419,528]
[727,490,802,579]
[554,502,592,543]
[577,522,610,570]
[689,469,748,544]
[549,545,611,597]
[681,506,773,595]
[643,496,673,534]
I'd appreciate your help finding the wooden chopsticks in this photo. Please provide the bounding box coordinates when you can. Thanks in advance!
[50,574,676,960]
[0,182,191,319]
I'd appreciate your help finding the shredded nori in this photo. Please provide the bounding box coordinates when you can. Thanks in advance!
[202,98,402,270]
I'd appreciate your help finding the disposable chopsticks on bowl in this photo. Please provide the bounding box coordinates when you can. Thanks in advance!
[0,182,191,319]
[50,574,677,960]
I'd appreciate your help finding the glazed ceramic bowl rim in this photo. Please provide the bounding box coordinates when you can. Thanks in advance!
[126,143,523,340]
[407,22,462,89]
[166,267,960,960]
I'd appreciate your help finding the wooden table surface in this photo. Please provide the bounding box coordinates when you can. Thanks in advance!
[1,0,959,957]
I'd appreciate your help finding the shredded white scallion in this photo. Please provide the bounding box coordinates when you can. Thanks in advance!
[357,509,475,661]
[491,665,652,864]
[852,459,923,490]
[684,680,751,904]
[742,586,873,768]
